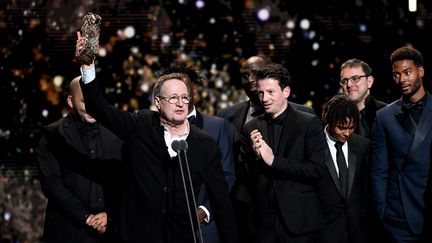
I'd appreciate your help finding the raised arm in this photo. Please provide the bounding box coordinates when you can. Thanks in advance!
[75,31,137,141]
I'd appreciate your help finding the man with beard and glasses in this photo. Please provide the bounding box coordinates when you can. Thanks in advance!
[371,46,432,242]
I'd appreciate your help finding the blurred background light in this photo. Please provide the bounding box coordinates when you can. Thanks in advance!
[257,7,270,22]
[299,19,310,30]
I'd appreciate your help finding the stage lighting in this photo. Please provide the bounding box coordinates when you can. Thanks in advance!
[257,8,270,22]
[196,0,205,9]
[300,19,310,30]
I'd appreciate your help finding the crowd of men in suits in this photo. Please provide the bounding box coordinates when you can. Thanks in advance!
[36,32,432,243]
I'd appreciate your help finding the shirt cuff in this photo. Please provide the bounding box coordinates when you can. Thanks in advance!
[80,64,96,84]
[198,205,211,223]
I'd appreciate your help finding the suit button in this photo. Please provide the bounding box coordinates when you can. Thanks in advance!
[161,209,166,214]
[163,187,169,192]
[98,198,102,202]
[400,171,404,175]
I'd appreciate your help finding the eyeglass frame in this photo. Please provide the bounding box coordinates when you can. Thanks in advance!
[157,95,191,104]
[339,75,368,86]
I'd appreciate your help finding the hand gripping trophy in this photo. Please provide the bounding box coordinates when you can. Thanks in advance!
[78,12,101,65]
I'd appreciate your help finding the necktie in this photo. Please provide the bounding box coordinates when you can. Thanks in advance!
[188,116,196,125]
[335,142,348,199]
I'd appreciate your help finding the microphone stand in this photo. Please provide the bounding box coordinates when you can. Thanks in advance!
[180,140,204,243]
[173,140,204,243]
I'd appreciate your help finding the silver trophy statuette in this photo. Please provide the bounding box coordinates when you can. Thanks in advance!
[78,12,101,65]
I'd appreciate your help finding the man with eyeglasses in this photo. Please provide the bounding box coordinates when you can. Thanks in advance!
[371,46,432,242]
[75,32,238,243]
[162,66,236,243]
[339,58,387,138]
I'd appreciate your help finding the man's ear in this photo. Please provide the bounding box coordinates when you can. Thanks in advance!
[419,66,425,79]
[67,95,74,109]
[154,96,161,110]
[283,86,291,99]
[367,76,374,89]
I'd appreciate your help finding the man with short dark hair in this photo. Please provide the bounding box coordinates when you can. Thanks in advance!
[339,58,386,138]
[240,63,325,243]
[216,56,315,242]
[371,46,432,242]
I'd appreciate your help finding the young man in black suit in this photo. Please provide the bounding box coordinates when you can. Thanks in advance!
[217,56,315,243]
[318,96,370,243]
[240,63,326,243]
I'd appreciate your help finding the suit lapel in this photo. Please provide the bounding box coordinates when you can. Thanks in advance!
[276,106,296,156]
[195,111,204,129]
[324,146,344,197]
[347,138,358,199]
[402,93,432,171]
[259,116,270,151]
[235,101,250,131]
[60,116,88,155]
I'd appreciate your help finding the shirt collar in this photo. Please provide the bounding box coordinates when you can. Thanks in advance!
[188,106,197,118]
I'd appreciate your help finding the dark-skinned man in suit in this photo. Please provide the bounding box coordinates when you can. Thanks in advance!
[371,46,432,242]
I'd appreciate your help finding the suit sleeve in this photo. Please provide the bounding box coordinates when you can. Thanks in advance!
[203,143,239,243]
[370,111,389,219]
[37,135,90,225]
[80,79,137,141]
[270,117,324,180]
[219,119,236,191]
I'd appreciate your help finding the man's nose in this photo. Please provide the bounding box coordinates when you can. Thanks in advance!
[175,99,185,106]
[261,92,269,101]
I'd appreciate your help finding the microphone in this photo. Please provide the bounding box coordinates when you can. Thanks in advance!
[180,140,188,151]
[171,140,182,152]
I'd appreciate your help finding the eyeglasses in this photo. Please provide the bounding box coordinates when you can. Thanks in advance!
[339,75,368,86]
[158,95,191,104]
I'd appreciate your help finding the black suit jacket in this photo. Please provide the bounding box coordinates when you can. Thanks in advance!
[81,80,238,243]
[217,100,316,202]
[318,134,370,243]
[356,95,387,138]
[240,105,326,236]
[37,115,123,243]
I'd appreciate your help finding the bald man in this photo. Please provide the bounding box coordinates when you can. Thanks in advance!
[37,76,124,243]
